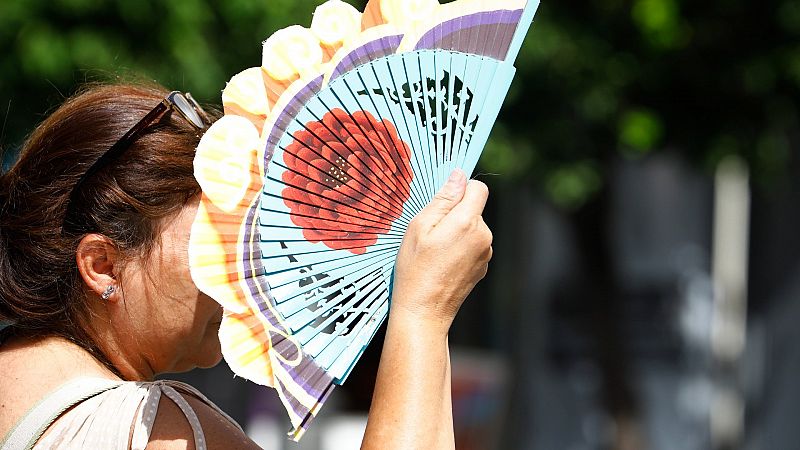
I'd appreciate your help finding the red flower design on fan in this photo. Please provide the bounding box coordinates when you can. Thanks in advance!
[282,108,414,254]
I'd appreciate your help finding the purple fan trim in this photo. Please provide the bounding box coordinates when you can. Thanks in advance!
[241,201,335,404]
[330,34,404,81]
[414,9,523,59]
[264,76,324,175]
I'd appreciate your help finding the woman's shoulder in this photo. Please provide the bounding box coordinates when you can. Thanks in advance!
[118,378,262,450]
[2,376,260,450]
[145,384,260,450]
[0,337,260,450]
[0,336,114,438]
[39,377,259,450]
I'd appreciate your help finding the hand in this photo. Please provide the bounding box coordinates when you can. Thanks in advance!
[391,169,493,335]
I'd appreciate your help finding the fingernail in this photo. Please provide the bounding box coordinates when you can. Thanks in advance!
[448,169,464,183]
[443,169,465,196]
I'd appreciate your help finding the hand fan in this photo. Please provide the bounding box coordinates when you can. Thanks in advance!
[189,0,540,440]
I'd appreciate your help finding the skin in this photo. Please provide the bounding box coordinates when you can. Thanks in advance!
[363,169,492,449]
[78,199,225,379]
[0,169,492,449]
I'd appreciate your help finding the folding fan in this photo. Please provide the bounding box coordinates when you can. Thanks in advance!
[189,0,540,440]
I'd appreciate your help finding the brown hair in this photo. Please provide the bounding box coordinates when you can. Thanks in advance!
[0,83,218,372]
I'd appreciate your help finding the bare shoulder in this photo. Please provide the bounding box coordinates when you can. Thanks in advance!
[0,336,114,437]
[146,390,261,450]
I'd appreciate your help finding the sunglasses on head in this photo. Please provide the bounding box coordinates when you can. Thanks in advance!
[62,91,211,232]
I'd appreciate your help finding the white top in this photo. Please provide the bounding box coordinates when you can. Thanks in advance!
[0,377,242,450]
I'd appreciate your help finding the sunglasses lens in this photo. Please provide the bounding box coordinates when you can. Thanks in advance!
[173,93,205,129]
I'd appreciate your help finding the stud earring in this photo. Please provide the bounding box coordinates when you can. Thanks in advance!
[100,285,116,300]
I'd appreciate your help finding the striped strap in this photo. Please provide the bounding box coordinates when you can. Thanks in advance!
[0,378,122,450]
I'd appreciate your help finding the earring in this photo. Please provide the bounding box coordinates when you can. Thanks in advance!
[100,285,116,300]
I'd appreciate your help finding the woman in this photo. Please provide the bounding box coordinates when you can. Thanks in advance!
[0,83,493,449]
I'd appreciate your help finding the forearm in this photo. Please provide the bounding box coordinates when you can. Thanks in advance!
[360,173,489,449]
[361,308,455,449]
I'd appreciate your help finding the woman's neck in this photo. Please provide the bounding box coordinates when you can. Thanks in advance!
[89,324,157,381]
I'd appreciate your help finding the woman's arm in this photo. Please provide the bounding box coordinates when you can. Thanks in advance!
[362,170,493,449]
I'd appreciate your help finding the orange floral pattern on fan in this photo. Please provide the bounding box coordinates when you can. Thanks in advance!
[282,108,413,255]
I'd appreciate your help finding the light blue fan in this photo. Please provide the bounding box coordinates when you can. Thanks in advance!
[199,0,540,439]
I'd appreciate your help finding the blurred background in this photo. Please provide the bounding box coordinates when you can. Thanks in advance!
[2,0,798,449]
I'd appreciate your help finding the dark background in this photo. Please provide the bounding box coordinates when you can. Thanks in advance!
[2,0,799,448]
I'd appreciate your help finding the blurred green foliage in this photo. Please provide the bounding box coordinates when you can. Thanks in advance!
[489,0,799,208]
[1,0,798,209]
[0,0,330,152]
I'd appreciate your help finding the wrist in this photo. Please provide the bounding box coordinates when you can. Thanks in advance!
[387,303,451,341]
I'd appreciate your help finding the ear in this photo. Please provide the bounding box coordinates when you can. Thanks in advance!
[76,234,120,301]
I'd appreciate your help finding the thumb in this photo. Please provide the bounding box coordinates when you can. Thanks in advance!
[414,169,467,229]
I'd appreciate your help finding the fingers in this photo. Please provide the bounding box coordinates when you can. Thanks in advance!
[440,180,489,229]
[412,169,467,229]
[435,181,492,273]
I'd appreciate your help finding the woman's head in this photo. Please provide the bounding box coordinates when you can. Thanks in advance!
[0,83,223,378]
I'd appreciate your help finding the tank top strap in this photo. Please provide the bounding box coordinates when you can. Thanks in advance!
[0,377,123,450]
[156,380,242,432]
[128,380,243,450]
